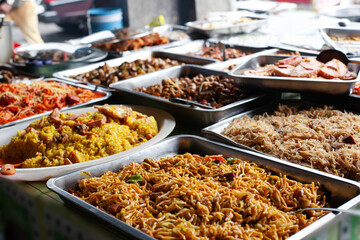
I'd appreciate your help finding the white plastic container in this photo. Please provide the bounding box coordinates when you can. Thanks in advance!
[0,18,13,64]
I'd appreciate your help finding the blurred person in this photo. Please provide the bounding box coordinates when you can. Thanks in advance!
[0,0,44,43]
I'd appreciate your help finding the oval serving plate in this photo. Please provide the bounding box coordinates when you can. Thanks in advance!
[0,105,175,181]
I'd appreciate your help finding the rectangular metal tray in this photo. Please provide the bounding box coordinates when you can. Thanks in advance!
[53,50,213,90]
[92,29,190,58]
[0,78,111,129]
[109,65,280,127]
[185,16,267,37]
[204,48,307,73]
[230,54,360,95]
[320,27,360,57]
[164,39,270,63]
[202,99,360,166]
[47,135,360,240]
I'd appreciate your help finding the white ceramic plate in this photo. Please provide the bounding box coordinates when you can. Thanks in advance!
[0,105,175,181]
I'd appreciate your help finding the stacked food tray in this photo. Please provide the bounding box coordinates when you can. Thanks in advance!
[320,27,360,58]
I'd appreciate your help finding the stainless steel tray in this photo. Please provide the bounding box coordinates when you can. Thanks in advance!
[47,135,360,240]
[204,48,283,72]
[150,24,190,42]
[320,27,360,57]
[208,37,320,56]
[81,27,151,45]
[186,16,267,37]
[11,43,108,77]
[230,54,360,95]
[109,65,280,127]
[92,30,190,58]
[202,99,360,173]
[53,50,213,90]
[164,40,270,63]
[0,78,111,129]
[204,47,319,73]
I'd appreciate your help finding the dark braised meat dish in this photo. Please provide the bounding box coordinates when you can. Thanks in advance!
[92,33,170,52]
[187,46,251,61]
[0,69,31,83]
[22,50,73,62]
[70,58,183,87]
[134,74,247,108]
[244,56,357,80]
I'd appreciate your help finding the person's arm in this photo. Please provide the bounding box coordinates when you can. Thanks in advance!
[0,0,12,14]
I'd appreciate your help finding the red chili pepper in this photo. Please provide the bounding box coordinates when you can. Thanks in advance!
[206,155,226,163]
[58,125,62,132]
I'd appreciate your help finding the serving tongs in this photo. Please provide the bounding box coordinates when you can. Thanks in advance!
[217,41,227,61]
[292,207,360,216]
[169,97,214,109]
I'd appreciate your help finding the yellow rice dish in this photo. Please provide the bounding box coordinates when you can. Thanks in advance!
[0,105,158,168]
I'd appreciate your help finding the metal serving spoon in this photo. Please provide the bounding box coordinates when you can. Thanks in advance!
[316,49,360,64]
[293,207,360,216]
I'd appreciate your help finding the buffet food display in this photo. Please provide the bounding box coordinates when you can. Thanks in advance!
[0,80,107,125]
[3,7,360,240]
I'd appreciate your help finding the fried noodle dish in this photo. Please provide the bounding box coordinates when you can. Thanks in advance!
[71,153,327,240]
[222,105,360,181]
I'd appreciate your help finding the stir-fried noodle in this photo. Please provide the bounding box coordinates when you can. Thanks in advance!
[222,105,360,181]
[71,153,327,240]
